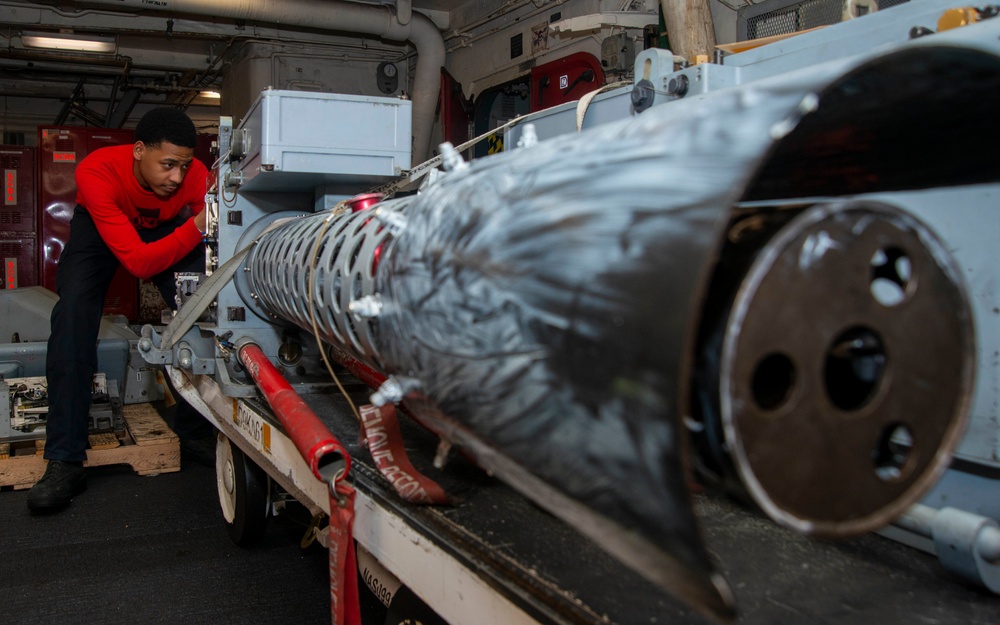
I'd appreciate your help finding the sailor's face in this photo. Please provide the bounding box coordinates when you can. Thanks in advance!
[133,140,194,198]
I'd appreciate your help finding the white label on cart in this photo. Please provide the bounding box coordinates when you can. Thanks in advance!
[234,403,271,454]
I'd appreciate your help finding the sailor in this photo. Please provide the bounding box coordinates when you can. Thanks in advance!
[28,107,216,512]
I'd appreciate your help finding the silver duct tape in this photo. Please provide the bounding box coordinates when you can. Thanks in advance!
[370,86,808,618]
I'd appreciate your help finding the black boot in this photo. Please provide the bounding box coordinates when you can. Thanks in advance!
[27,460,87,512]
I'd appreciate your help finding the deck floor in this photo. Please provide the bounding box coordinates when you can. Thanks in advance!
[1,399,996,625]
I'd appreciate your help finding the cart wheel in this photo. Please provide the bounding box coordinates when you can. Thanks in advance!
[216,434,271,545]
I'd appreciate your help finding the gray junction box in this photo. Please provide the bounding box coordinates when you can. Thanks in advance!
[230,89,413,192]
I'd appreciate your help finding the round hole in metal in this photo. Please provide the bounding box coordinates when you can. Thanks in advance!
[823,326,886,412]
[751,352,796,411]
[870,246,912,307]
[873,422,914,482]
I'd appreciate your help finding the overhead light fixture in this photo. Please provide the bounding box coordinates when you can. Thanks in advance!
[199,90,222,99]
[21,32,116,54]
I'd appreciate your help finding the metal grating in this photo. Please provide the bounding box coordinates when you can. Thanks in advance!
[745,0,910,40]
[0,240,23,256]
[1,211,23,226]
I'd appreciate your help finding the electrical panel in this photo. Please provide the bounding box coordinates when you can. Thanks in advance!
[601,33,635,73]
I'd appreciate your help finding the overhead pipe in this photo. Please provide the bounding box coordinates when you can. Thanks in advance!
[79,0,445,165]
[396,0,411,26]
[0,48,133,68]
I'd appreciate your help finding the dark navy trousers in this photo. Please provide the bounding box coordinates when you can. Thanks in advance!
[44,208,209,462]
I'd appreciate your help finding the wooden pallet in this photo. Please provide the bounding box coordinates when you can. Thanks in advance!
[0,403,180,490]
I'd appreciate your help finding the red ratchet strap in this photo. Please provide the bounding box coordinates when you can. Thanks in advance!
[238,343,360,625]
[359,403,451,505]
[329,482,360,625]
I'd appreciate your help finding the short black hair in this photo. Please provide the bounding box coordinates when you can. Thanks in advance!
[134,107,197,148]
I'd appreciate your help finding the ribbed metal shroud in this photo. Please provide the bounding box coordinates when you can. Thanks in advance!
[245,206,399,370]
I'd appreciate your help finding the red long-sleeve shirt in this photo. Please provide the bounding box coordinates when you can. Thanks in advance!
[75,144,209,279]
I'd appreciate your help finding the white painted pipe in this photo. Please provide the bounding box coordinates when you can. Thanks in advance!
[895,503,1000,592]
[397,0,412,26]
[83,0,444,165]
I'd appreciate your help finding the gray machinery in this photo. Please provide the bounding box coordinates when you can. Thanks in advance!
[138,2,1000,621]
[0,287,156,442]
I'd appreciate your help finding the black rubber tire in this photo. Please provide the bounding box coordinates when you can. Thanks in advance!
[217,436,271,546]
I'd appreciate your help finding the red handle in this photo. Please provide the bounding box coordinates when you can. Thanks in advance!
[239,342,350,483]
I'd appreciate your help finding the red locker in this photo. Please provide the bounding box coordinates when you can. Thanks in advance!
[0,146,37,234]
[0,146,38,289]
[0,234,37,290]
[38,127,137,320]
